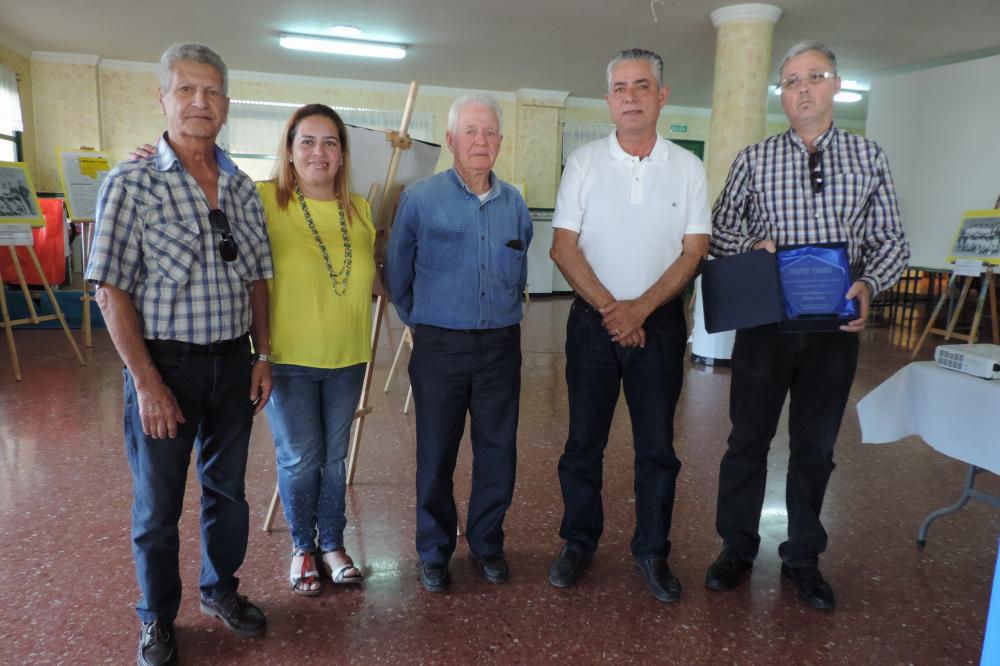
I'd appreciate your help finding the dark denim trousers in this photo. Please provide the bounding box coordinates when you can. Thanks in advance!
[409,324,521,564]
[558,297,687,560]
[123,339,254,623]
[715,324,859,567]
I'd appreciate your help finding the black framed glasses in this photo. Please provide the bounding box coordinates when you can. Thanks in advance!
[808,151,824,194]
[208,209,238,263]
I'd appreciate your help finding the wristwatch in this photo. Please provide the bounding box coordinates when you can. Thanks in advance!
[255,353,275,363]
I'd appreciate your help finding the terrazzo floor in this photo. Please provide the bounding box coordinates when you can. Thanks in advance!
[0,296,995,665]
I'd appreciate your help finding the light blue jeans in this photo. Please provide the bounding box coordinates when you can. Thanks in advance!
[265,362,365,552]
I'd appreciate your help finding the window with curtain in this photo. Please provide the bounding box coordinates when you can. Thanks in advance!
[223,100,436,181]
[0,65,24,163]
[562,122,615,165]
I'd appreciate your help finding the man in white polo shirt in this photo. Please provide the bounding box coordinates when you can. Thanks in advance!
[547,48,710,603]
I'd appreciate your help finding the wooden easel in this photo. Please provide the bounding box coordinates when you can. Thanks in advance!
[1,244,85,380]
[74,218,96,347]
[263,82,421,532]
[911,264,999,360]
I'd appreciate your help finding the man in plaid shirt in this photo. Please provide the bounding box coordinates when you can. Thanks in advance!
[704,41,909,611]
[87,43,273,666]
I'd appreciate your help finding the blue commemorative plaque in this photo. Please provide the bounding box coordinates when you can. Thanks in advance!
[776,244,857,330]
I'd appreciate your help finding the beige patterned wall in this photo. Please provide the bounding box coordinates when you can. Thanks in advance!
[31,61,102,191]
[705,21,775,202]
[515,104,560,207]
[99,69,164,167]
[93,70,518,184]
[0,45,36,185]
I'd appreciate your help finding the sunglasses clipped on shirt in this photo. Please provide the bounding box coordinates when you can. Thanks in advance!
[808,151,824,194]
[208,209,238,263]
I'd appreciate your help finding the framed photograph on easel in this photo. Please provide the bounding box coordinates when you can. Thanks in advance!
[0,162,43,227]
[946,209,1000,265]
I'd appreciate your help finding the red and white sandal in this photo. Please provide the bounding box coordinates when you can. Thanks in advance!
[290,550,322,596]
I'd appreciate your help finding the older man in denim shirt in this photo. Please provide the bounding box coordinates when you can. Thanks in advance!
[386,93,532,592]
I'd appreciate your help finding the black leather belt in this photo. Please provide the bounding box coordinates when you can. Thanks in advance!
[145,333,250,357]
[422,324,516,336]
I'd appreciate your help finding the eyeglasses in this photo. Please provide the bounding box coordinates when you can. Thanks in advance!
[780,70,836,91]
[208,209,238,263]
[808,151,824,194]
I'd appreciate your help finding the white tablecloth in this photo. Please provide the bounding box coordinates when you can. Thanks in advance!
[857,361,1000,474]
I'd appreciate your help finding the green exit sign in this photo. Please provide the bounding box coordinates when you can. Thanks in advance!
[669,124,688,133]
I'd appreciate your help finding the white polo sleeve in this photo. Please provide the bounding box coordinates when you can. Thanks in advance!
[551,149,585,233]
[683,154,713,236]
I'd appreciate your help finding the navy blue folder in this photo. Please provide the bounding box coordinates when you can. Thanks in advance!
[701,249,783,334]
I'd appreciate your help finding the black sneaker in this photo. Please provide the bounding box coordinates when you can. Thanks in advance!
[199,592,266,637]
[419,561,450,592]
[137,619,177,666]
[781,563,835,610]
[470,552,509,584]
[705,548,753,591]
[548,544,591,588]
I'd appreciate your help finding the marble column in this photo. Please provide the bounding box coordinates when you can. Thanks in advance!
[705,4,782,203]
[513,88,568,208]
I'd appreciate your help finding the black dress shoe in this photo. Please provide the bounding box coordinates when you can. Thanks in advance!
[137,619,177,666]
[470,552,509,583]
[548,544,591,588]
[634,557,682,603]
[781,563,835,610]
[419,561,450,592]
[199,592,266,637]
[705,548,753,591]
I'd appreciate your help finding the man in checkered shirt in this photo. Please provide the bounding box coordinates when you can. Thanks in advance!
[86,43,273,666]
[704,41,910,611]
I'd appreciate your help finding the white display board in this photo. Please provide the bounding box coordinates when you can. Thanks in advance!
[345,125,441,205]
[866,54,1000,269]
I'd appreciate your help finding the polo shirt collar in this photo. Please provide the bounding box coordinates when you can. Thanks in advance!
[607,131,669,162]
[155,131,238,175]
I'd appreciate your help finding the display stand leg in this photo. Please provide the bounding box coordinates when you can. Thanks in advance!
[0,279,21,380]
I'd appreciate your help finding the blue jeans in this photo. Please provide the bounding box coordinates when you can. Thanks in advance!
[123,339,254,624]
[558,297,687,560]
[265,363,365,553]
[409,324,521,564]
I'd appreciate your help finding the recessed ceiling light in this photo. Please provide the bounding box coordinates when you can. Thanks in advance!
[279,34,406,60]
[329,25,362,38]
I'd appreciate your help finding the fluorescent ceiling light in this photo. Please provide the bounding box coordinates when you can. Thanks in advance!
[771,86,864,103]
[279,34,406,59]
[834,91,862,103]
[329,25,362,38]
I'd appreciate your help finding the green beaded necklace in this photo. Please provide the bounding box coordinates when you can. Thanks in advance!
[293,177,352,296]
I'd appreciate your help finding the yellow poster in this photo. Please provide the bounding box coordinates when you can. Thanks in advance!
[56,148,113,219]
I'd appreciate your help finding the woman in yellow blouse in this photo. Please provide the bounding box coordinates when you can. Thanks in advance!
[258,104,375,595]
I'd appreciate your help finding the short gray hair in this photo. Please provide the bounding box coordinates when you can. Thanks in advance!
[606,48,664,91]
[159,43,228,95]
[778,41,837,79]
[447,94,503,134]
